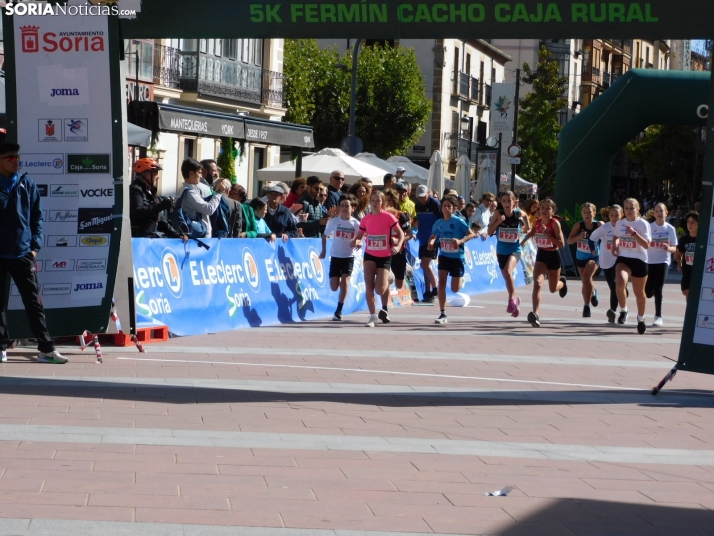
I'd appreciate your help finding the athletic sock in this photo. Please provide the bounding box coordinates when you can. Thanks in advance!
[336,302,344,314]
[621,307,628,313]
[382,305,388,312]
[637,315,645,322]
[441,310,445,315]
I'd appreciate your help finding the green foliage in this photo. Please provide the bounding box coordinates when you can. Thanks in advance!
[625,125,705,206]
[518,45,568,195]
[217,137,239,182]
[284,39,431,157]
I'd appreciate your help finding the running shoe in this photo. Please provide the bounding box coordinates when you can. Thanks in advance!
[378,309,391,324]
[37,350,68,364]
[618,310,628,325]
[365,314,377,328]
[512,297,521,318]
[637,320,646,335]
[590,289,599,307]
[422,291,435,303]
[558,276,568,298]
[434,313,448,324]
[652,316,663,327]
[332,312,342,321]
[527,312,540,328]
[583,305,591,318]
[1,351,6,363]
[507,299,516,313]
[606,309,616,324]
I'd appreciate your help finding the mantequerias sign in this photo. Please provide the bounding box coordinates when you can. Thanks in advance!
[119,0,714,39]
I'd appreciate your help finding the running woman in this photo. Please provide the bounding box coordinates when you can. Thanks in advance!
[320,194,360,321]
[612,198,651,334]
[646,203,677,326]
[352,191,405,327]
[383,190,413,319]
[568,203,602,318]
[519,199,567,327]
[590,205,623,324]
[674,211,699,302]
[487,190,528,318]
[427,194,476,324]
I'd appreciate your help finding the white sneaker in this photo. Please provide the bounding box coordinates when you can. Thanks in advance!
[37,350,68,364]
[1,351,6,363]
[652,316,663,327]
[365,314,377,328]
[434,313,447,324]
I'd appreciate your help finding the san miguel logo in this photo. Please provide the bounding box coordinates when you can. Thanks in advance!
[20,26,105,54]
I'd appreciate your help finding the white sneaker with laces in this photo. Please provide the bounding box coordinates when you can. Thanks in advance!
[652,316,663,327]
[365,314,377,328]
[1,351,6,363]
[37,350,68,364]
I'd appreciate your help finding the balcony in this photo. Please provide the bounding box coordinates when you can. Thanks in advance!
[262,70,285,108]
[457,72,469,100]
[602,71,611,88]
[153,44,180,88]
[469,76,479,102]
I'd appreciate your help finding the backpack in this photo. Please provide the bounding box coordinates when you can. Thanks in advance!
[169,188,208,239]
[210,196,231,238]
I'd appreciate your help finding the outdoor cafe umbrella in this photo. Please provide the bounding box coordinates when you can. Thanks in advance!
[353,152,394,175]
[453,154,472,200]
[426,150,444,196]
[385,155,429,184]
[473,155,498,200]
[256,148,388,183]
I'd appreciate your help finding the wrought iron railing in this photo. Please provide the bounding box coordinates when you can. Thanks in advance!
[262,69,285,108]
[153,44,181,88]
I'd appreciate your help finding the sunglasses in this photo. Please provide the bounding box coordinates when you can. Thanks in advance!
[331,176,345,181]
[2,155,20,162]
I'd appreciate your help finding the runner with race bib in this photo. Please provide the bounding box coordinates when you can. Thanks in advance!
[427,194,476,324]
[487,190,529,318]
[646,203,677,326]
[567,202,602,318]
[320,194,361,321]
[674,211,699,302]
[352,190,404,327]
[612,198,651,334]
[590,205,623,324]
[519,199,567,327]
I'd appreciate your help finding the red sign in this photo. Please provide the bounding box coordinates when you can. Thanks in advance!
[20,26,105,54]
[20,26,40,53]
[45,120,55,137]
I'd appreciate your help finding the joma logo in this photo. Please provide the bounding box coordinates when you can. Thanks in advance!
[51,88,80,97]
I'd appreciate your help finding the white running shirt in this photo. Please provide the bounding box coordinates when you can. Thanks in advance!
[323,216,360,258]
[589,222,619,270]
[648,221,677,265]
[615,217,651,262]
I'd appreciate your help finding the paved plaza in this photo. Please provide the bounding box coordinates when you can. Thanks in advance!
[0,280,713,535]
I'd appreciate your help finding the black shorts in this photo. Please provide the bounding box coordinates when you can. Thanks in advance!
[681,268,692,292]
[616,257,648,278]
[364,252,392,270]
[497,252,520,271]
[536,249,562,271]
[576,256,599,269]
[391,251,407,281]
[329,257,354,279]
[438,256,465,278]
[418,244,438,260]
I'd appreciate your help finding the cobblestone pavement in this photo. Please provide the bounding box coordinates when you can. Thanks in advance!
[0,280,713,535]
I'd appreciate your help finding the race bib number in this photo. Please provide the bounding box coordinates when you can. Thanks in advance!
[335,226,355,240]
[367,234,388,251]
[498,228,518,243]
[650,238,669,249]
[620,237,637,250]
[535,234,554,249]
[440,238,458,253]
[685,251,694,265]
[577,239,592,253]
[606,239,614,251]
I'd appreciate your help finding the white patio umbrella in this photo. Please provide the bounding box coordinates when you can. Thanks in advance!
[426,150,444,196]
[255,148,388,184]
[353,152,394,175]
[385,155,429,184]
[473,156,497,200]
[453,155,472,200]
[499,172,538,195]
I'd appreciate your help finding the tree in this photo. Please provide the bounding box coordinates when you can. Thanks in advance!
[284,39,431,157]
[625,125,705,206]
[217,137,239,183]
[518,45,568,194]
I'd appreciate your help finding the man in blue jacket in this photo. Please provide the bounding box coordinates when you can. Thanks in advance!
[0,143,67,364]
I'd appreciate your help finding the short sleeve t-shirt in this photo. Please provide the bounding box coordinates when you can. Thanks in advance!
[616,218,651,262]
[590,222,619,270]
[359,211,398,257]
[324,216,360,259]
[431,216,471,261]
[648,222,678,265]
[677,234,697,275]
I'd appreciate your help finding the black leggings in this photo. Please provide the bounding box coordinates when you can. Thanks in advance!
[645,263,668,317]
[603,266,618,311]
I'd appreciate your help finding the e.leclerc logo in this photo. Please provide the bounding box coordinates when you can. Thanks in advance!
[242,248,260,292]
[161,249,183,299]
[463,244,474,271]
[308,247,326,287]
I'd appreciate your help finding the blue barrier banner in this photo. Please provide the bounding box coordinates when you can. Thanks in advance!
[132,238,367,336]
[406,236,527,301]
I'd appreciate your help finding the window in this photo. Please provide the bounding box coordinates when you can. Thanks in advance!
[255,39,263,66]
[199,39,207,53]
[466,53,471,75]
[242,39,250,62]
[124,40,154,82]
[181,39,197,52]
[225,39,237,60]
[214,39,222,57]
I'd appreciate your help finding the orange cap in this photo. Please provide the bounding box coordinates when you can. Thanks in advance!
[133,158,163,174]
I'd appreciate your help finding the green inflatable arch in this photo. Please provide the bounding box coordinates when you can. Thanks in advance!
[555,69,710,213]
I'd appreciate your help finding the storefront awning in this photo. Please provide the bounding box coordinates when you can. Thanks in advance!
[128,102,314,148]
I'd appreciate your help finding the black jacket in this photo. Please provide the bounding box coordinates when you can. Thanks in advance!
[264,204,298,238]
[296,192,324,237]
[129,178,183,238]
[223,196,244,238]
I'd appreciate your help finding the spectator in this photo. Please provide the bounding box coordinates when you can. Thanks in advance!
[469,192,496,238]
[264,184,298,241]
[457,196,467,213]
[694,201,701,213]
[382,173,396,190]
[297,176,328,237]
[395,166,407,182]
[415,185,442,302]
[0,142,67,364]
[348,181,371,220]
[180,158,222,238]
[249,198,277,241]
[523,199,540,228]
[212,179,243,238]
[284,177,307,209]
[324,170,345,210]
[198,159,219,196]
[394,182,416,219]
[462,202,476,221]
[228,183,258,238]
[668,208,682,224]
[129,158,186,240]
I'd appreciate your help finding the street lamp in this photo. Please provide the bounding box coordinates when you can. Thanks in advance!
[461,115,474,160]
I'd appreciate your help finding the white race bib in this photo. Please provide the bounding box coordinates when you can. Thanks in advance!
[535,234,554,249]
[335,226,355,240]
[620,237,637,250]
[685,251,694,265]
[440,238,458,253]
[498,228,518,243]
[367,234,388,251]
[577,239,592,253]
[650,238,669,250]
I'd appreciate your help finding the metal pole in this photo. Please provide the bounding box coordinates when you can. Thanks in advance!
[495,132,502,190]
[348,39,362,156]
[511,68,521,192]
[132,47,139,104]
